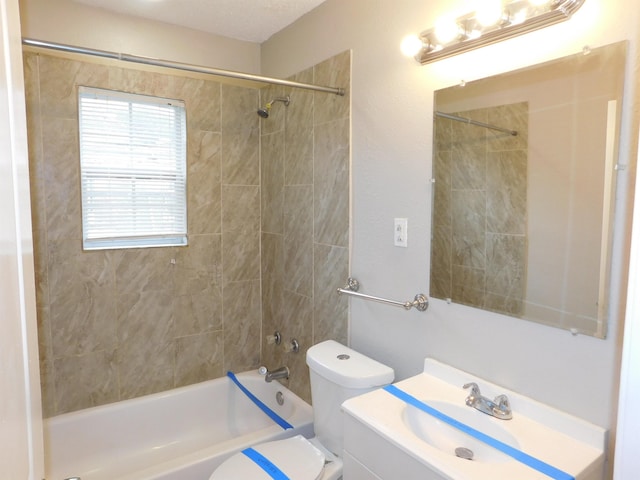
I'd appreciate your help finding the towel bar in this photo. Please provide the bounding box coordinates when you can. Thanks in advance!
[336,277,428,312]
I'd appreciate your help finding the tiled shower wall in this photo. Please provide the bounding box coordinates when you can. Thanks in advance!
[431,102,528,317]
[260,52,351,403]
[24,49,349,416]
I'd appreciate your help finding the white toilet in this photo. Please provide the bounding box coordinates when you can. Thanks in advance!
[209,340,394,480]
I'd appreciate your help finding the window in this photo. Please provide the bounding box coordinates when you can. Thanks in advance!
[78,87,187,250]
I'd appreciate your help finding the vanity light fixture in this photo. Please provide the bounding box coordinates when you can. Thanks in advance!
[402,0,585,64]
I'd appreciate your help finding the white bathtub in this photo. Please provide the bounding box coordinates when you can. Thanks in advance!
[44,371,314,480]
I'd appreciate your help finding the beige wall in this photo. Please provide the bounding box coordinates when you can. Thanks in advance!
[259,52,351,401]
[25,51,262,416]
[25,48,349,415]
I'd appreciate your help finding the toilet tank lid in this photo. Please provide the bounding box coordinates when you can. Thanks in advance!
[306,340,394,388]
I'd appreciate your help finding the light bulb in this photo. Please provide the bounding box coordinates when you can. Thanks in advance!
[510,7,528,24]
[400,34,424,57]
[434,16,461,44]
[476,0,504,27]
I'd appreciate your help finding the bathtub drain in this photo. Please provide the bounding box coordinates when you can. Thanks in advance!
[276,391,284,406]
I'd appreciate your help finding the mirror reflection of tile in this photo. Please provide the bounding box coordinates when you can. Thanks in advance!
[431,41,627,338]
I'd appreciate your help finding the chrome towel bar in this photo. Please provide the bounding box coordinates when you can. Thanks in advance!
[336,277,429,312]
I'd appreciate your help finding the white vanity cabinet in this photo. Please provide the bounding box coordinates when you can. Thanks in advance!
[342,411,445,480]
[342,452,382,480]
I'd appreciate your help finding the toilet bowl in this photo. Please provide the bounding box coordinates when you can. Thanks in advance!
[209,340,394,480]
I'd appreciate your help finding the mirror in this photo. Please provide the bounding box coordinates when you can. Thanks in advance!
[430,42,627,338]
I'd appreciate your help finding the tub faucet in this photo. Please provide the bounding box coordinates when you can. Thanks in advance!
[259,366,290,383]
[463,382,512,420]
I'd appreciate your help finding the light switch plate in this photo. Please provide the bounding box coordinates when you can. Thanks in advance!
[394,218,408,247]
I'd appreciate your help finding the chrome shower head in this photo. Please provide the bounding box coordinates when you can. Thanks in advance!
[257,95,290,118]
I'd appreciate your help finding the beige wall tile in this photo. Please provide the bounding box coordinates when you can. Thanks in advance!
[54,350,118,414]
[221,84,258,133]
[175,331,224,387]
[223,279,261,373]
[188,130,222,235]
[313,118,349,247]
[260,131,285,234]
[314,51,350,125]
[38,55,109,118]
[117,341,175,400]
[42,117,81,242]
[283,185,313,297]
[28,51,350,415]
[222,128,259,185]
[222,230,260,282]
[258,52,350,402]
[313,244,348,345]
[222,185,260,233]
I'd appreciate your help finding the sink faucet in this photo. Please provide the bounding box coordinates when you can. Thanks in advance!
[463,382,512,420]
[259,366,290,383]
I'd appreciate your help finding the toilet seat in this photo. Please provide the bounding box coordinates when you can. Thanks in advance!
[210,435,325,480]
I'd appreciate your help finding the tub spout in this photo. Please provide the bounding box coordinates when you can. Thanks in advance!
[259,366,289,382]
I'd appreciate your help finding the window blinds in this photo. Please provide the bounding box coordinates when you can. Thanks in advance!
[78,86,187,250]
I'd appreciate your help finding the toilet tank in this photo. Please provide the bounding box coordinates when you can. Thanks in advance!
[306,340,394,456]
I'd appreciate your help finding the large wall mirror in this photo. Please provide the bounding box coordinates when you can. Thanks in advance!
[430,41,627,338]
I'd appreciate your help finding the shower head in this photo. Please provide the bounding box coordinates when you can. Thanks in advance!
[257,95,290,118]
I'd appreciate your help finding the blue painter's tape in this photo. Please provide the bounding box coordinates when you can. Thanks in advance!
[227,371,294,430]
[383,384,575,480]
[242,447,290,480]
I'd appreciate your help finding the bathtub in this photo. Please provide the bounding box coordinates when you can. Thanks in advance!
[44,370,314,480]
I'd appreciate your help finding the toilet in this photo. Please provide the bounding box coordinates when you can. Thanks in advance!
[209,340,394,480]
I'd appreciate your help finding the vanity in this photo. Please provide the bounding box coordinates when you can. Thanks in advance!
[341,359,606,480]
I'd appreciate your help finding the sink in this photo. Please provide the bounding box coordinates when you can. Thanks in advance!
[403,400,519,464]
[342,358,607,480]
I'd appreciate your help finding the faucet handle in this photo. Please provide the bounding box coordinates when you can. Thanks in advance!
[494,394,511,411]
[463,382,481,406]
[258,366,268,376]
[463,382,481,396]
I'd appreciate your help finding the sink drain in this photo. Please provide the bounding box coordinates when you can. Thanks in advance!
[455,447,474,461]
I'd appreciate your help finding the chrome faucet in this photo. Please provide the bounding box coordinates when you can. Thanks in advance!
[259,366,290,383]
[463,382,512,420]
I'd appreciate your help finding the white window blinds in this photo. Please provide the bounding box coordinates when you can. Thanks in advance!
[78,86,187,250]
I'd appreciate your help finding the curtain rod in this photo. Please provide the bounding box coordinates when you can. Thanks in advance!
[22,38,346,96]
[435,111,517,136]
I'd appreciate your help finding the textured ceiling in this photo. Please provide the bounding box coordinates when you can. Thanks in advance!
[72,0,327,43]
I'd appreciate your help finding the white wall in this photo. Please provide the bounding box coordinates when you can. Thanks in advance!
[262,0,639,436]
[614,126,640,478]
[19,0,261,73]
[0,0,43,476]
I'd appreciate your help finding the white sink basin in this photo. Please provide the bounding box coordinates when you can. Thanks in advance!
[403,400,520,463]
[342,359,607,480]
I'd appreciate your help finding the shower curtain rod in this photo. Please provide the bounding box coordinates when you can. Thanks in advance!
[22,38,346,96]
[435,111,518,136]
